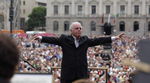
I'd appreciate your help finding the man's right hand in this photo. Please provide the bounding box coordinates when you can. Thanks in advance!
[115,33,125,39]
[31,36,42,42]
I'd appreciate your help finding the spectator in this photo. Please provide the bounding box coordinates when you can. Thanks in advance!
[0,34,20,83]
[122,38,150,83]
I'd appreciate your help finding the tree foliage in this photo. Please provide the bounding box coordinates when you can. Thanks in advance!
[26,6,46,31]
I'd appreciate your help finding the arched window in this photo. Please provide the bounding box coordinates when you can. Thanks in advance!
[119,21,125,31]
[53,21,59,31]
[64,21,70,31]
[133,21,139,31]
[148,22,150,31]
[91,21,96,31]
[78,21,83,26]
[0,15,4,29]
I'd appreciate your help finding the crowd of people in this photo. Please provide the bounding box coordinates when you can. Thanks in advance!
[14,33,148,83]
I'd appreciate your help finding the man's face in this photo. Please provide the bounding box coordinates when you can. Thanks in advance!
[71,23,82,38]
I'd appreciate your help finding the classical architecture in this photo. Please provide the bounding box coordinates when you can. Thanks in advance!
[0,0,11,30]
[46,0,150,36]
[13,0,21,30]
[0,0,20,30]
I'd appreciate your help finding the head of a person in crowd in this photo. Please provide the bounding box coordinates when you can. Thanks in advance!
[0,33,20,80]
[70,22,83,39]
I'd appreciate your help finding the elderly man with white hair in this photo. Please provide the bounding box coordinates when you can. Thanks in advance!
[34,22,124,83]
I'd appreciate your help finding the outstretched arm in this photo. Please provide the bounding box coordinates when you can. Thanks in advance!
[87,33,124,47]
[111,33,125,40]
[32,35,62,46]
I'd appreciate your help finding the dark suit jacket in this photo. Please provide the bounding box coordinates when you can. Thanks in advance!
[41,34,112,81]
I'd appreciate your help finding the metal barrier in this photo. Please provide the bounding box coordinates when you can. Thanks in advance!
[51,67,108,83]
[12,72,52,83]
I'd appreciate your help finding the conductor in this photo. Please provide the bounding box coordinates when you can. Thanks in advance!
[34,22,124,83]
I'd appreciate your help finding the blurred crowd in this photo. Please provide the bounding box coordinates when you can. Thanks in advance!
[14,34,149,83]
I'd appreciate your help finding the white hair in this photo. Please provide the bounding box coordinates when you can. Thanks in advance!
[69,22,82,30]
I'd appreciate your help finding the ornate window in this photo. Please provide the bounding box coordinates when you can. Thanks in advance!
[53,21,59,31]
[133,21,139,31]
[106,5,110,14]
[54,5,58,15]
[134,5,139,15]
[148,22,150,31]
[91,21,96,31]
[0,15,4,29]
[78,21,83,26]
[119,21,125,31]
[148,5,150,15]
[78,5,83,15]
[91,5,96,15]
[64,21,70,31]
[120,5,125,15]
[64,5,69,15]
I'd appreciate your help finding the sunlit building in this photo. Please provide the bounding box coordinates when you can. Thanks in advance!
[0,0,11,30]
[46,0,150,36]
[0,0,20,30]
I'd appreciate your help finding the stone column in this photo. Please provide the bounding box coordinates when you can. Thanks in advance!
[47,0,52,17]
[127,0,132,16]
[60,2,63,16]
[99,0,102,15]
[71,0,75,16]
[113,0,117,15]
[85,0,88,16]
[142,0,146,15]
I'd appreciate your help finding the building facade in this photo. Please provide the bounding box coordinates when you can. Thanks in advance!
[46,0,150,36]
[0,0,21,31]
[0,0,11,30]
[13,0,21,30]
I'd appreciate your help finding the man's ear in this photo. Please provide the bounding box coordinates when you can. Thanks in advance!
[70,29,73,32]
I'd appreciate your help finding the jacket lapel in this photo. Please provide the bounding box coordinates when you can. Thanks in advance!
[78,36,87,46]
[66,35,76,47]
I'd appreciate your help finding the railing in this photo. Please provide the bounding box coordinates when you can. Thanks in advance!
[51,67,108,83]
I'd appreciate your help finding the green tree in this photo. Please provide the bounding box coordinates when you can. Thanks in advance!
[26,6,46,31]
